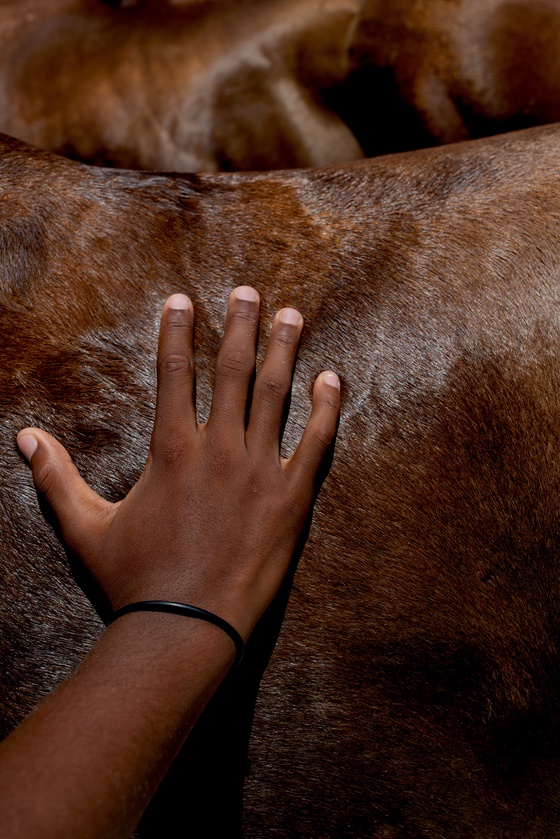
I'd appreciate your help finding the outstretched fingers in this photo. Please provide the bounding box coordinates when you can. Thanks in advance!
[16,428,110,552]
[286,371,340,486]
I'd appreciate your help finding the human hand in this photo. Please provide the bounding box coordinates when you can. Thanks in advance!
[17,287,340,642]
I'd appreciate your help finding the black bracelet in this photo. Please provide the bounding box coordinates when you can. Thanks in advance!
[110,600,244,666]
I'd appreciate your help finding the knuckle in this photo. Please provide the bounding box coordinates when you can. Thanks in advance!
[311,426,334,451]
[216,349,252,377]
[204,435,234,474]
[158,352,193,377]
[283,488,306,519]
[230,306,257,324]
[321,393,340,411]
[167,310,190,329]
[33,459,59,497]
[158,440,188,468]
[257,375,288,403]
[271,328,297,349]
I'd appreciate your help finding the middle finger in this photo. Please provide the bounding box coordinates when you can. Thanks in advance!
[206,286,260,436]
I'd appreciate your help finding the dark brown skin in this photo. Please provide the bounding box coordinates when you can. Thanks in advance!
[0,288,339,838]
[3,125,560,836]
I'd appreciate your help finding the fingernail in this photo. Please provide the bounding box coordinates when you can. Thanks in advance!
[17,434,38,461]
[233,286,259,302]
[322,371,340,389]
[167,293,192,310]
[278,308,303,326]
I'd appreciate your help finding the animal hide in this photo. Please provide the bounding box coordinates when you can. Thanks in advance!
[1,124,560,835]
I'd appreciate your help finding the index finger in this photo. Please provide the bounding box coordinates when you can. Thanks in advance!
[151,294,196,458]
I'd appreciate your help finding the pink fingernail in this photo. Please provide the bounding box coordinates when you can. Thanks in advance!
[17,434,38,461]
[322,371,340,389]
[278,308,302,326]
[233,286,259,302]
[167,293,192,310]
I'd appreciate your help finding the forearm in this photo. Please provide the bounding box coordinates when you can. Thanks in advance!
[0,613,235,839]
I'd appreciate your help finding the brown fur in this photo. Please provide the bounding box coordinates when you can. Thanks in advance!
[2,125,560,835]
[352,0,560,154]
[3,1,560,172]
[0,0,363,171]
[5,1,560,172]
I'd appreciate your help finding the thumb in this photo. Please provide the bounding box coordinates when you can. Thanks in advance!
[17,428,111,551]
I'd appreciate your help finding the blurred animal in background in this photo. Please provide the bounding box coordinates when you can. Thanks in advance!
[1,0,560,171]
[0,0,364,171]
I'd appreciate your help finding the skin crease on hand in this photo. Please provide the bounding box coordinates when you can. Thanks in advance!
[0,285,340,839]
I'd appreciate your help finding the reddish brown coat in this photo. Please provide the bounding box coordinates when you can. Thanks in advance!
[1,125,560,835]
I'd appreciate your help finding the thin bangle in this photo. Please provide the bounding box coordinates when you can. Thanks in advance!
[110,600,244,666]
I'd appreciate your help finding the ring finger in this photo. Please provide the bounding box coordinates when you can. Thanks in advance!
[246,307,303,454]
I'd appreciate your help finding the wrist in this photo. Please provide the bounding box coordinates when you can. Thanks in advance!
[102,608,238,690]
[110,600,244,666]
[109,581,259,645]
